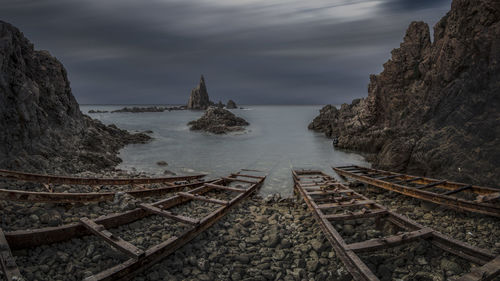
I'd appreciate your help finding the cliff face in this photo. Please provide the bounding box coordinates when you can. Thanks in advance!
[309,0,500,186]
[0,21,150,173]
[187,75,212,109]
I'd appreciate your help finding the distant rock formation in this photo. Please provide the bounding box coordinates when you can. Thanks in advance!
[111,106,165,113]
[216,101,224,109]
[226,100,237,109]
[309,0,500,187]
[187,75,212,109]
[188,107,249,134]
[88,110,109,113]
[0,20,151,173]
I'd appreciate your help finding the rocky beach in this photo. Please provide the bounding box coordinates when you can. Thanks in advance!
[1,0,499,280]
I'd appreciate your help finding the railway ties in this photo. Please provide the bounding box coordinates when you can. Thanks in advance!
[0,169,210,203]
[333,165,500,218]
[292,169,500,281]
[1,170,266,281]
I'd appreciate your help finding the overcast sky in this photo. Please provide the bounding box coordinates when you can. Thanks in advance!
[1,0,451,105]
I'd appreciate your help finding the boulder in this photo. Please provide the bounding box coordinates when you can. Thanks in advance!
[188,107,249,134]
[226,100,237,109]
[308,0,500,187]
[187,75,212,109]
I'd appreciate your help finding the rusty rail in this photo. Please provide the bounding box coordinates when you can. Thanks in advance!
[292,169,500,281]
[0,169,205,185]
[3,170,266,280]
[332,165,500,218]
[0,180,212,203]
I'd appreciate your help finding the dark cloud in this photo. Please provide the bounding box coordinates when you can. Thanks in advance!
[0,0,452,105]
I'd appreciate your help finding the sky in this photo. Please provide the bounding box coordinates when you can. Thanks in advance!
[1,0,451,105]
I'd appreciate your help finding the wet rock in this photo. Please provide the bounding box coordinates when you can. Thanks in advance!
[188,107,249,134]
[156,161,168,166]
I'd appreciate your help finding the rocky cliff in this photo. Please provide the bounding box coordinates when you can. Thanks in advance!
[187,75,212,109]
[309,0,500,186]
[0,21,150,173]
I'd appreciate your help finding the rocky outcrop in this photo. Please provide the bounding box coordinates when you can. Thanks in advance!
[188,107,249,134]
[309,0,500,187]
[227,99,237,109]
[0,21,151,173]
[187,75,212,110]
[111,106,165,113]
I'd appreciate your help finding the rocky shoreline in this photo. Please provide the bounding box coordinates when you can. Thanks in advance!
[0,20,151,175]
[309,0,500,187]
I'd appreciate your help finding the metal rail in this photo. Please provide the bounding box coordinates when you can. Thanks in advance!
[333,166,500,218]
[0,180,211,203]
[0,169,205,185]
[3,171,266,280]
[292,169,499,281]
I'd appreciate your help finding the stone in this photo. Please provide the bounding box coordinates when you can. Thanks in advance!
[226,100,237,109]
[156,161,168,166]
[308,1,500,187]
[440,259,462,275]
[188,107,249,134]
[187,75,212,110]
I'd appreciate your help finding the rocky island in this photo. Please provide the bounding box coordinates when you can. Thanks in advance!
[188,107,249,134]
[309,0,500,187]
[0,20,151,173]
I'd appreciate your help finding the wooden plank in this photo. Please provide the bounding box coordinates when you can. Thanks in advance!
[205,183,246,193]
[476,193,500,203]
[442,185,472,196]
[0,228,22,281]
[317,200,374,209]
[455,256,500,281]
[79,218,145,259]
[392,177,423,185]
[416,181,446,189]
[222,177,257,184]
[0,169,205,185]
[139,204,200,225]
[375,175,400,180]
[230,173,263,179]
[346,228,433,253]
[323,209,388,221]
[307,189,354,195]
[305,189,354,194]
[177,192,228,205]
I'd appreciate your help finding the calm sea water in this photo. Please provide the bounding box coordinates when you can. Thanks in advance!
[80,105,369,196]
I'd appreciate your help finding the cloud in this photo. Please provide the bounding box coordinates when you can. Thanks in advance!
[0,0,452,104]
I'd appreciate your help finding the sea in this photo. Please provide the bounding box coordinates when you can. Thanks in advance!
[80,105,370,196]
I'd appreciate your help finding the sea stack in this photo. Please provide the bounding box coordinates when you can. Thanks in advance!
[187,75,212,109]
[0,20,150,173]
[226,99,237,109]
[308,0,500,186]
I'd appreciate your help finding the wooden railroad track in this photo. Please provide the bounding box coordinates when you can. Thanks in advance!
[0,169,208,203]
[332,165,500,218]
[0,169,205,185]
[292,169,500,281]
[0,170,266,281]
